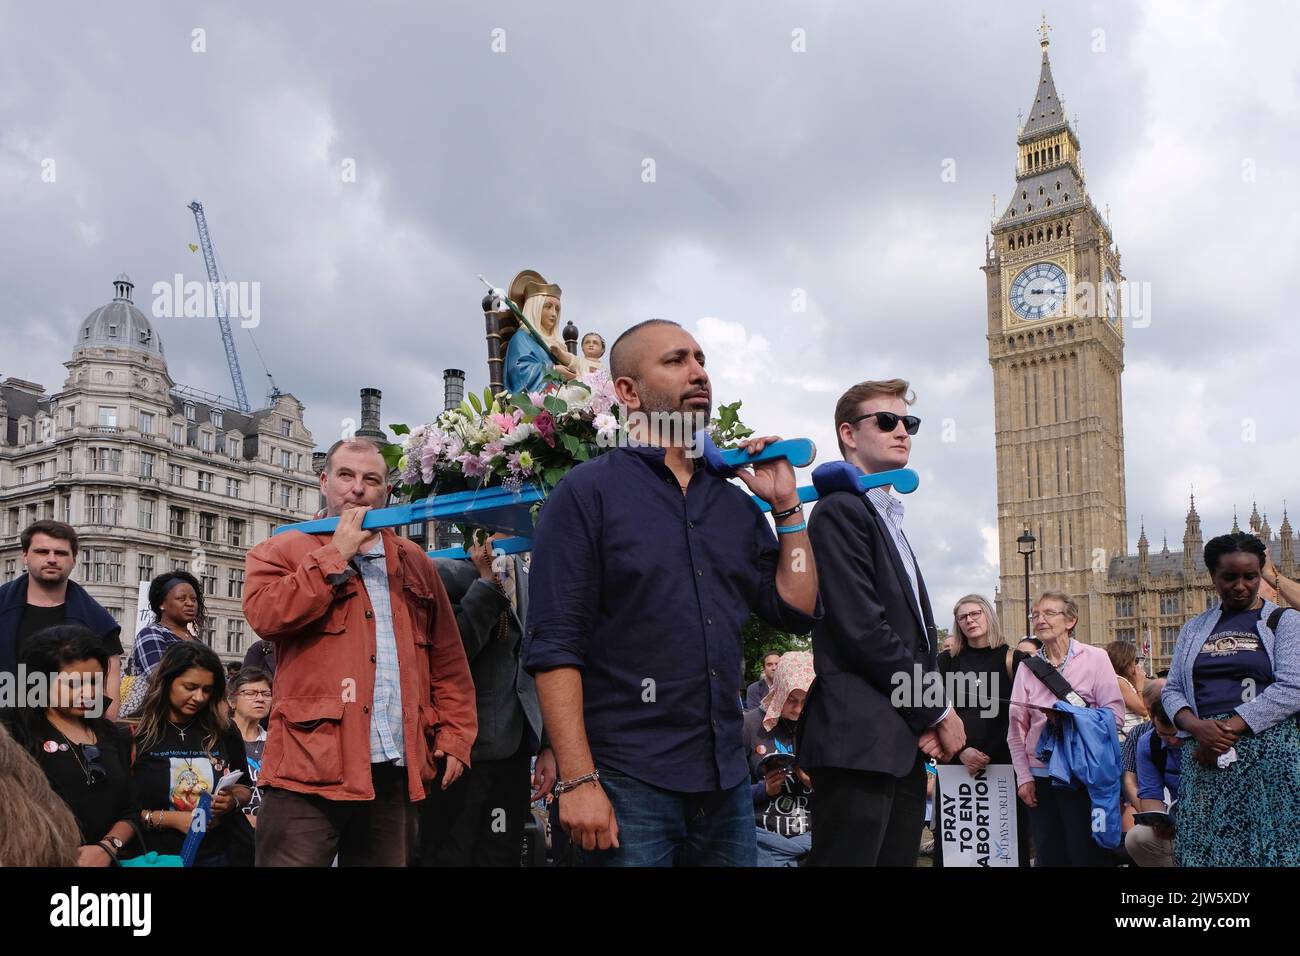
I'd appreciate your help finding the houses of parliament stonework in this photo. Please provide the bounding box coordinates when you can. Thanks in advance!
[984,22,1293,673]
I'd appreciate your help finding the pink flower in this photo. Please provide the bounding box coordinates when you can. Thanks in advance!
[582,370,617,417]
[457,452,489,479]
[506,450,536,476]
[490,412,516,435]
[533,410,557,448]
[420,443,443,483]
[483,439,506,459]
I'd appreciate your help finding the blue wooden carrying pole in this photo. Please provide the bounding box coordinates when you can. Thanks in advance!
[424,465,918,560]
[277,436,818,539]
[274,435,920,562]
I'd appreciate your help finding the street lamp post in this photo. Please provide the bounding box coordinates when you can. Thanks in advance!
[1017,528,1037,639]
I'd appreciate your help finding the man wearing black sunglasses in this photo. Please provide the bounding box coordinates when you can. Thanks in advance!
[801,378,966,866]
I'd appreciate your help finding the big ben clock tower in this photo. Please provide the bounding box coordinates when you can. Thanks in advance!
[984,17,1128,645]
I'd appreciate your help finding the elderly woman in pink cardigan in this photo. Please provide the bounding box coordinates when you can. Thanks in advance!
[1008,589,1125,866]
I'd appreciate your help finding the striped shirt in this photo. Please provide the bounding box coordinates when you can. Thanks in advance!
[866,486,925,634]
[356,538,405,765]
[1122,719,1153,775]
[865,483,948,726]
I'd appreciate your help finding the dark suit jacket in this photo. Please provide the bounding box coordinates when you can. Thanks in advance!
[0,574,122,677]
[744,678,771,711]
[434,556,545,763]
[798,490,945,778]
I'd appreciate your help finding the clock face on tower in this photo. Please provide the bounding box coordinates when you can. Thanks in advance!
[1010,262,1068,321]
[1104,268,1118,323]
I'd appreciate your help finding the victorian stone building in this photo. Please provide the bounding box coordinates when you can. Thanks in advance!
[0,274,318,663]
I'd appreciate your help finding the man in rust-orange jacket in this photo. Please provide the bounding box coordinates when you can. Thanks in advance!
[244,438,476,866]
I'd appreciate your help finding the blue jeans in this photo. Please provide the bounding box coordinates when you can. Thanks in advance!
[579,768,757,867]
[755,827,812,867]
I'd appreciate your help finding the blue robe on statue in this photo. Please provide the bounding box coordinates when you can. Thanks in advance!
[504,329,555,396]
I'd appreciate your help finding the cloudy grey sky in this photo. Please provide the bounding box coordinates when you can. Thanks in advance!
[3,0,1297,620]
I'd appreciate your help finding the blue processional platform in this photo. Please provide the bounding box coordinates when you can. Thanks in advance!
[274,435,919,561]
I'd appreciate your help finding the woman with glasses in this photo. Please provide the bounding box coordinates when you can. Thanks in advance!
[936,595,1032,865]
[1162,533,1300,866]
[1008,590,1125,866]
[0,625,140,865]
[132,641,251,866]
[228,667,272,828]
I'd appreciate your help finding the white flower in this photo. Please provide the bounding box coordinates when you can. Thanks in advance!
[501,421,535,446]
[557,383,592,410]
[593,413,619,445]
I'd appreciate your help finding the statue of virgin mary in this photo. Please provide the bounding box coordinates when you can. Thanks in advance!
[502,270,579,395]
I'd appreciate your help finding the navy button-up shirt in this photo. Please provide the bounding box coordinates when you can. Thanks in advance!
[522,444,821,793]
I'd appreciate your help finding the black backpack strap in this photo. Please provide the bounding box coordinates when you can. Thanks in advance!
[1023,655,1082,703]
[1266,607,1293,633]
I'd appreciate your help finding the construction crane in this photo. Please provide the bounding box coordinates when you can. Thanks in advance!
[187,200,252,413]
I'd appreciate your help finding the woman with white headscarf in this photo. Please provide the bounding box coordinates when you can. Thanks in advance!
[502,270,579,395]
[742,651,815,867]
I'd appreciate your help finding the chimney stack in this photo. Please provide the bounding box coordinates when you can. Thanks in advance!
[356,387,387,442]
[443,369,465,411]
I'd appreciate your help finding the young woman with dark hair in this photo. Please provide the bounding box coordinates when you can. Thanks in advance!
[131,641,252,866]
[0,625,140,865]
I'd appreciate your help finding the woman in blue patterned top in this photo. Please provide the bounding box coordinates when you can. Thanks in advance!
[120,571,205,719]
[1162,532,1300,866]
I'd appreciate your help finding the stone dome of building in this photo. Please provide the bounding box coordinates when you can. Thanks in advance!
[74,273,165,357]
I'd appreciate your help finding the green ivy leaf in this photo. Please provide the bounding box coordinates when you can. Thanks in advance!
[388,423,411,436]
[543,395,568,416]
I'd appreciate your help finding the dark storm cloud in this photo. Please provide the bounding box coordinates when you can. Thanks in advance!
[2,0,1296,616]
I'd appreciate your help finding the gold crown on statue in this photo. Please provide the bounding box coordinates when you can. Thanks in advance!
[509,269,562,305]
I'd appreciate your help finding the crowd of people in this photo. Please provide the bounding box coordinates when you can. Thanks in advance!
[1,319,1298,868]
